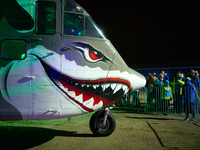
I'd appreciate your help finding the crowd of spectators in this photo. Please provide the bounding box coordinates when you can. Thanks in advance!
[146,70,200,121]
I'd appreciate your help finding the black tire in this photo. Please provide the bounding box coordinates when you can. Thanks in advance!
[89,110,116,136]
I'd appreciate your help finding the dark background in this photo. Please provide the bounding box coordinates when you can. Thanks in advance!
[75,0,200,66]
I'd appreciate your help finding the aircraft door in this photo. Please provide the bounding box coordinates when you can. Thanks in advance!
[30,1,62,118]
[30,38,62,118]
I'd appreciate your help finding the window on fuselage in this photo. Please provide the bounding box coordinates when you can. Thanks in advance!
[1,40,26,60]
[36,1,56,34]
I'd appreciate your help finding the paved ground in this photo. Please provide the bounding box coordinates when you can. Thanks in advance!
[0,109,200,150]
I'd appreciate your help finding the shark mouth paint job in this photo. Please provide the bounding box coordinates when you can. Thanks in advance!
[40,61,130,112]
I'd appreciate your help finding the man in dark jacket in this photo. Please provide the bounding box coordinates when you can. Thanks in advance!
[187,69,195,85]
[153,74,164,112]
[183,77,196,122]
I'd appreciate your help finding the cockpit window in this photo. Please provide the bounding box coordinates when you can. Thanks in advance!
[85,16,105,39]
[36,1,56,34]
[64,13,84,36]
[63,0,106,39]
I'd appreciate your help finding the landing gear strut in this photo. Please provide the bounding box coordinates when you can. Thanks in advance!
[89,107,116,136]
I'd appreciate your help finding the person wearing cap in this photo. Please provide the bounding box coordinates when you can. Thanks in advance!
[170,70,185,114]
[161,80,172,115]
[182,77,196,122]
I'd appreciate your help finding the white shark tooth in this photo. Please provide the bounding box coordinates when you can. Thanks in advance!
[83,97,94,109]
[122,85,129,94]
[105,84,110,90]
[122,85,125,91]
[74,94,83,103]
[64,87,68,91]
[93,85,98,89]
[60,85,67,92]
[125,88,130,94]
[93,101,103,110]
[101,84,107,91]
[113,84,122,94]
[62,87,67,93]
[111,83,117,90]
[67,91,75,98]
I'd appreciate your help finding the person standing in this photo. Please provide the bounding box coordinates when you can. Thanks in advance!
[161,80,172,115]
[194,71,200,91]
[154,74,164,112]
[183,77,196,122]
[187,69,195,85]
[147,75,157,111]
[170,70,185,114]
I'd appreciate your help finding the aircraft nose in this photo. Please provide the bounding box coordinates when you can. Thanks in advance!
[129,69,146,92]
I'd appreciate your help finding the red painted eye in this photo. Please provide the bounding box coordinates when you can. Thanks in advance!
[89,49,103,60]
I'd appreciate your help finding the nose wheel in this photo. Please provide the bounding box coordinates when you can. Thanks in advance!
[89,108,116,136]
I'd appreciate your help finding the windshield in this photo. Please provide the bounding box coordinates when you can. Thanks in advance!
[63,0,106,39]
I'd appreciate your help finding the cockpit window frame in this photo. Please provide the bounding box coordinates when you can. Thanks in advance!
[63,0,106,39]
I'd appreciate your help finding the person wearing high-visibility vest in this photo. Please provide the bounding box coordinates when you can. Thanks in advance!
[170,70,185,114]
[161,80,172,115]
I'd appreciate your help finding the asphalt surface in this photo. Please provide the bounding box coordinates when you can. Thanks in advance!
[0,109,200,150]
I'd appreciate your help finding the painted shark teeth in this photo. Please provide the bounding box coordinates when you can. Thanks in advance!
[101,84,110,91]
[93,101,103,110]
[54,79,129,110]
[57,78,129,94]
[111,83,117,90]
[74,94,83,103]
[122,85,129,94]
[67,91,75,98]
[75,94,103,110]
[113,84,122,94]
[83,98,94,109]
[58,79,129,95]
[93,85,98,89]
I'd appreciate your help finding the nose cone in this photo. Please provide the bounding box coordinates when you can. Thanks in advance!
[129,68,146,92]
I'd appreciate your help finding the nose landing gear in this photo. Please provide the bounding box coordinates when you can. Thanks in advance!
[89,107,116,136]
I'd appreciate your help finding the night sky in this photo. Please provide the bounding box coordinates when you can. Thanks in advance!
[75,0,200,66]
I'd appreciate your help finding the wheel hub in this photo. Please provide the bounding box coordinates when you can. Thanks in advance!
[97,118,110,130]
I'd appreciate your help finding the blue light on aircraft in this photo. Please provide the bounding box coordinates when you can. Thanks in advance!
[70,29,82,36]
